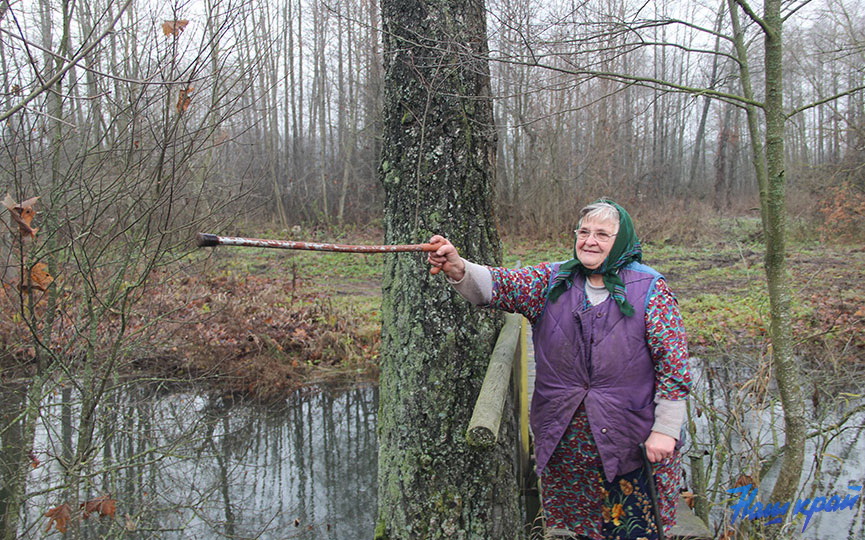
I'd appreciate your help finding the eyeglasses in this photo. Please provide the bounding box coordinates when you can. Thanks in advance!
[574,228,617,242]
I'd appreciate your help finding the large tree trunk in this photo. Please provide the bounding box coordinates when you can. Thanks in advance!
[375,0,521,536]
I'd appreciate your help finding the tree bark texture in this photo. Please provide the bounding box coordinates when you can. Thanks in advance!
[376,0,520,536]
[761,0,806,506]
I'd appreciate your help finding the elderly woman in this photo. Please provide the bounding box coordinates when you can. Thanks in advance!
[428,199,691,540]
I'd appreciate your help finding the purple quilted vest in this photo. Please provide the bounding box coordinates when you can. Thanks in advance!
[531,262,661,482]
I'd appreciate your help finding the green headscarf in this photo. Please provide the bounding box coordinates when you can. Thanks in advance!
[546,199,642,316]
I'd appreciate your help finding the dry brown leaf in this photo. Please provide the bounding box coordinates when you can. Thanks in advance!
[16,207,38,238]
[717,529,736,540]
[177,87,194,114]
[3,194,40,239]
[1,193,15,210]
[81,495,117,519]
[16,196,39,209]
[681,490,695,509]
[44,503,72,533]
[733,474,754,488]
[162,19,189,36]
[22,262,53,292]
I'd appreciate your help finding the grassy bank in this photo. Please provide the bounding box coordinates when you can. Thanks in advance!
[53,222,860,400]
[128,227,387,398]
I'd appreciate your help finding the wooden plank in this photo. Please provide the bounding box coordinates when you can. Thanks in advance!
[526,324,535,415]
[466,312,523,446]
[517,315,530,465]
[670,499,713,539]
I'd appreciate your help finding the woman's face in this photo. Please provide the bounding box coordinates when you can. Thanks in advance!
[575,217,619,270]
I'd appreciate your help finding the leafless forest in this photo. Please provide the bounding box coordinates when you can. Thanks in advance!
[2,0,863,234]
[1,0,864,537]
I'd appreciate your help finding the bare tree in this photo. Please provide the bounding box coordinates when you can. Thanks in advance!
[0,0,255,535]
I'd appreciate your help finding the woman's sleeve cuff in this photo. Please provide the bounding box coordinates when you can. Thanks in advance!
[448,258,493,305]
[652,398,686,440]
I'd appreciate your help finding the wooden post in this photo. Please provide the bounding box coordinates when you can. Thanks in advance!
[513,313,542,535]
[516,314,530,470]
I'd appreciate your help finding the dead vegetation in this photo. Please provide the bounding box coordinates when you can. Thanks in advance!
[2,225,862,401]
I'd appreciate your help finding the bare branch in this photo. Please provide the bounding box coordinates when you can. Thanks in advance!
[21,104,78,128]
[630,16,736,46]
[0,0,134,123]
[783,0,816,22]
[0,27,194,87]
[489,55,765,110]
[731,0,771,34]
[787,83,865,119]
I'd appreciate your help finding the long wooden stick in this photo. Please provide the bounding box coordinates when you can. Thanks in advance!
[196,232,443,253]
[196,233,445,273]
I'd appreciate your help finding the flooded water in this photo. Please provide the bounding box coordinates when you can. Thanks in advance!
[15,363,865,539]
[24,384,378,539]
[687,357,865,540]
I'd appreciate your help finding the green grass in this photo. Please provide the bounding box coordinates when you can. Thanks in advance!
[192,223,863,366]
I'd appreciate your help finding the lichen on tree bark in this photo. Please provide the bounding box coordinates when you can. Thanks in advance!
[375,0,521,536]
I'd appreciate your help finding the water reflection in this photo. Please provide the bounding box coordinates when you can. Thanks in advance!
[687,358,865,540]
[16,362,865,539]
[25,384,378,539]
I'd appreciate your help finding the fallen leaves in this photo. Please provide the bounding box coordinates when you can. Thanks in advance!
[121,268,380,399]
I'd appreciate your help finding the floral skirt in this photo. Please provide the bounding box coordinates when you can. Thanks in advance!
[540,405,682,540]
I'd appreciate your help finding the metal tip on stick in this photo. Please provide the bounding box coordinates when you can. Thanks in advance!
[196,233,220,247]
